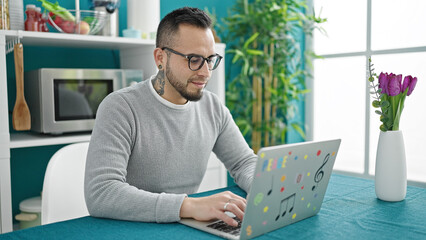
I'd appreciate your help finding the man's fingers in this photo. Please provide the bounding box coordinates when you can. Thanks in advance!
[183,191,248,226]
[224,202,244,222]
[229,198,246,212]
[215,210,239,227]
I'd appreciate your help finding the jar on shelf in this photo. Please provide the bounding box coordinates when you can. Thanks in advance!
[15,196,42,229]
[1,0,10,30]
[24,4,38,31]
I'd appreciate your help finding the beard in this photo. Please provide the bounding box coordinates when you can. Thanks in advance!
[165,62,207,102]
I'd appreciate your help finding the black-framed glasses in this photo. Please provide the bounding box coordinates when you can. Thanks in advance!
[161,47,223,71]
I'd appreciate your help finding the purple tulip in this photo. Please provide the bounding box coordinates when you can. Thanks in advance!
[402,75,417,96]
[378,72,389,95]
[388,73,402,96]
[408,76,417,96]
[402,75,411,93]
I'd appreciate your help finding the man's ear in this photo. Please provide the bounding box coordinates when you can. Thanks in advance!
[153,48,165,70]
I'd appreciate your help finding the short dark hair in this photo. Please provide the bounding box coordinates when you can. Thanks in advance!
[156,7,212,48]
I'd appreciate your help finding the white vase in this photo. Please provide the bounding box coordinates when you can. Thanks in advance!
[375,130,407,201]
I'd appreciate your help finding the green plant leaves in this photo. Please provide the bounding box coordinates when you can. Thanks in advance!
[372,100,380,108]
[223,0,325,149]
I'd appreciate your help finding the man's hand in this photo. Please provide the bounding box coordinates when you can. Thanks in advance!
[179,191,246,227]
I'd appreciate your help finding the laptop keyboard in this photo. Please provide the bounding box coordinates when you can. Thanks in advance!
[206,217,242,236]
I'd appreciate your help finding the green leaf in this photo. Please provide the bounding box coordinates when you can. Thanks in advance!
[372,100,380,108]
[290,123,306,139]
[231,49,245,63]
[392,90,408,131]
[246,49,264,55]
[243,32,260,49]
[380,100,390,108]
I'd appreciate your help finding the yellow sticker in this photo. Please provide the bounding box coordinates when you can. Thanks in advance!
[263,206,269,213]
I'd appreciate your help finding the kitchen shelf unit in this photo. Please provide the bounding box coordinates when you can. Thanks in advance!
[0,30,226,233]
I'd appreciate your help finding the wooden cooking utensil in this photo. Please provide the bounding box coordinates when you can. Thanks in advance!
[12,43,31,131]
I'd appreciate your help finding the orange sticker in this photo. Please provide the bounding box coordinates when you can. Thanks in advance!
[246,225,252,236]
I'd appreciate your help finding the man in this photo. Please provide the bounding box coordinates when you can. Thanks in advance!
[84,7,257,227]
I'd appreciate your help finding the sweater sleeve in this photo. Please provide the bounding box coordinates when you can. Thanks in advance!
[212,104,257,193]
[84,92,187,223]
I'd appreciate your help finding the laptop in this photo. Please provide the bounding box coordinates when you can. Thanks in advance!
[179,139,341,239]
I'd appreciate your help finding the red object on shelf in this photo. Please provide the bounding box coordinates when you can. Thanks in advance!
[39,12,49,32]
[24,4,39,31]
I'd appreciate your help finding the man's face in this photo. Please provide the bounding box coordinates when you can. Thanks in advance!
[164,24,216,102]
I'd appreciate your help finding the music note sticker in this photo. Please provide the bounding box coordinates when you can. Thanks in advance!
[275,193,296,221]
[267,175,274,196]
[312,153,330,191]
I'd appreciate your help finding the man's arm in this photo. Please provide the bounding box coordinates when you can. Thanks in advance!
[213,105,257,193]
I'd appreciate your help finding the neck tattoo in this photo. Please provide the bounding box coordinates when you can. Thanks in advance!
[152,70,166,96]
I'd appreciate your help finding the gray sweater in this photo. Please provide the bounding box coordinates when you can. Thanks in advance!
[84,78,257,223]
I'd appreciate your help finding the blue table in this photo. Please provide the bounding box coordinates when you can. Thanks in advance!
[1,174,425,239]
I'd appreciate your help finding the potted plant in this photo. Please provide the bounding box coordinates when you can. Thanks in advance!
[222,0,325,152]
[368,59,418,202]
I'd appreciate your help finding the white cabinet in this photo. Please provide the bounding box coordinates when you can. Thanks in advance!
[0,30,226,233]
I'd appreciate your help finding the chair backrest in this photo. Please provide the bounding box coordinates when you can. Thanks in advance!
[41,142,90,225]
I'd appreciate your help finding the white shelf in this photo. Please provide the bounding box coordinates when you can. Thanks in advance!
[9,133,91,149]
[1,30,155,50]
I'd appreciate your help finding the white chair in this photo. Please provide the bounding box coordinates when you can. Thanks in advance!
[41,142,90,224]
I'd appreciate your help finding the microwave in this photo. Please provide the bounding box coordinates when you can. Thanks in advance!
[24,68,143,134]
